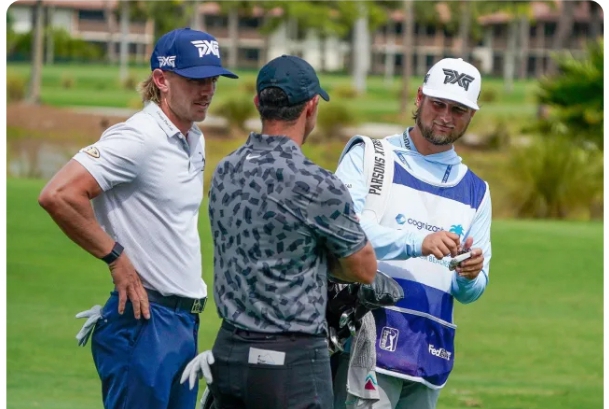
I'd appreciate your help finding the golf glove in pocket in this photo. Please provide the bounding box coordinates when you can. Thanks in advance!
[75,305,102,347]
[180,350,215,389]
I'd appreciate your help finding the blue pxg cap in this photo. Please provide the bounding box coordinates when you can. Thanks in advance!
[256,55,329,105]
[150,28,238,79]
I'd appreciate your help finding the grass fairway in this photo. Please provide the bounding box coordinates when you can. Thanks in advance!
[7,62,538,125]
[7,178,602,409]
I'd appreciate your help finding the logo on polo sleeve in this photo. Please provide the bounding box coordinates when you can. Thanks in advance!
[81,145,100,158]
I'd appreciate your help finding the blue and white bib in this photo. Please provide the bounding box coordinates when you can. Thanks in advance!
[339,134,487,389]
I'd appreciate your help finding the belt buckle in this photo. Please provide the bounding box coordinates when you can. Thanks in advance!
[191,297,207,314]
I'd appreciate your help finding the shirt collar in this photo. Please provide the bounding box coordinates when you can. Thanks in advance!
[401,127,418,152]
[246,132,301,153]
[401,126,462,166]
[144,102,202,138]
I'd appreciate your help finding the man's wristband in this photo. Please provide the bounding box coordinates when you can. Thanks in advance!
[101,242,124,265]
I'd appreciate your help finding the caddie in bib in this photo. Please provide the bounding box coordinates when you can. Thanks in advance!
[332,58,493,409]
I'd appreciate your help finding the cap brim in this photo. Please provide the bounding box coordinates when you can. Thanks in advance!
[318,87,330,101]
[173,65,239,79]
[421,86,479,110]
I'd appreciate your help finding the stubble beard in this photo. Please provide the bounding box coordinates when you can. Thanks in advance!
[415,107,469,146]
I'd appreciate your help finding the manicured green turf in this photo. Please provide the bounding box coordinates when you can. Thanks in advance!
[7,62,539,124]
[7,178,602,409]
[7,178,220,408]
[446,220,603,409]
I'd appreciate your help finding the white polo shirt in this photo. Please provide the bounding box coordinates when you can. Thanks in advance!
[73,102,207,299]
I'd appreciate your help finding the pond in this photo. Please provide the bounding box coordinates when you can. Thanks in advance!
[7,138,80,179]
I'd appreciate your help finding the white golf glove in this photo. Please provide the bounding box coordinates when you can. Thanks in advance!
[75,305,103,347]
[180,350,215,390]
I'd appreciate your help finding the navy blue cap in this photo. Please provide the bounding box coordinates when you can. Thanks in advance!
[150,28,238,79]
[256,55,329,105]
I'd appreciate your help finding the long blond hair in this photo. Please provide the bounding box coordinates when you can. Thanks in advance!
[137,74,161,104]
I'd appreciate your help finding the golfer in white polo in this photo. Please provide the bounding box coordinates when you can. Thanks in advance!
[38,28,237,409]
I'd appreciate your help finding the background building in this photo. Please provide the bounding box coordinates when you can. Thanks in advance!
[7,0,604,76]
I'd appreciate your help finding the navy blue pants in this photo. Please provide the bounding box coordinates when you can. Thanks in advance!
[91,292,200,409]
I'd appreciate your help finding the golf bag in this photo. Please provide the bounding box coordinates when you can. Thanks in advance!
[199,271,404,409]
[326,270,404,355]
[200,387,213,409]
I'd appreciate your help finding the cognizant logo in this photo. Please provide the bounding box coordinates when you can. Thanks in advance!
[449,224,464,238]
[407,218,444,232]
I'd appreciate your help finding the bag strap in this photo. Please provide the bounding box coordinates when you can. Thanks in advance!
[339,135,395,224]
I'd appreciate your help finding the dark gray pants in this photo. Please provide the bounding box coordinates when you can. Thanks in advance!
[208,321,333,409]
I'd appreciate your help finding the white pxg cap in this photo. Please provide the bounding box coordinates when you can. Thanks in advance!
[421,58,481,110]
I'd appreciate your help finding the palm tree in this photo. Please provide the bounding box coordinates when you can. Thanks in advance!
[191,0,202,30]
[589,1,602,40]
[119,0,130,83]
[383,17,396,85]
[486,2,536,93]
[504,13,518,92]
[26,0,44,104]
[399,0,414,117]
[457,0,472,58]
[448,1,495,61]
[257,1,293,57]
[141,0,190,44]
[476,2,555,90]
[414,1,448,68]
[219,2,256,70]
[105,1,116,64]
[516,12,530,79]
[375,1,408,85]
[547,0,576,75]
[336,0,391,93]
[298,1,351,72]
[259,1,388,89]
[258,1,347,71]
[352,1,370,94]
[228,8,239,69]
[7,9,18,54]
[44,4,54,65]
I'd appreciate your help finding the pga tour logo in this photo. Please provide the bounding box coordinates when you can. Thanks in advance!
[379,327,399,352]
[191,40,220,58]
[157,56,176,68]
[428,344,452,361]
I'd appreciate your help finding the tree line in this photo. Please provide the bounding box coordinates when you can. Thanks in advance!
[16,0,603,115]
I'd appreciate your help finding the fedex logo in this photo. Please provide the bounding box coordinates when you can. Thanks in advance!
[429,344,452,361]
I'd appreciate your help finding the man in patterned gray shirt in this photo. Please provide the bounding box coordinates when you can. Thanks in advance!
[204,55,377,409]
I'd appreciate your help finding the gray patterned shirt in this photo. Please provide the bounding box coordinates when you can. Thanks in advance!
[209,133,368,335]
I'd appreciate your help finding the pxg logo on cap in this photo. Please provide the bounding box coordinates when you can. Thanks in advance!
[150,28,238,80]
[256,55,330,106]
[422,58,481,110]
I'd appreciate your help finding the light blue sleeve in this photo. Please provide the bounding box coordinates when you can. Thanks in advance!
[335,143,426,260]
[451,185,492,304]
